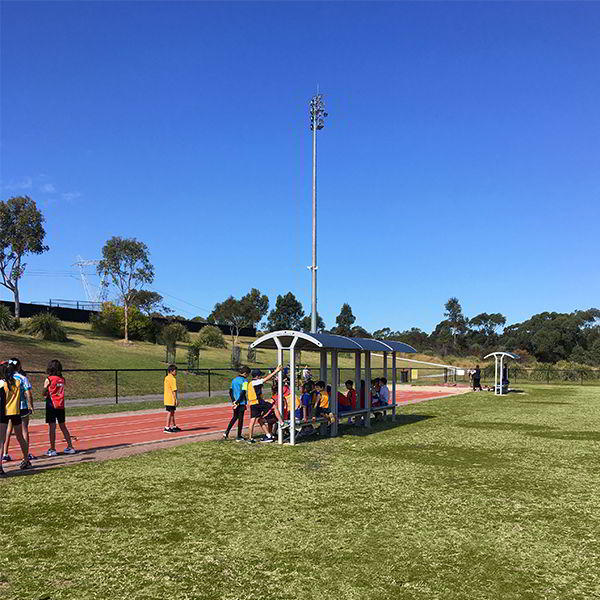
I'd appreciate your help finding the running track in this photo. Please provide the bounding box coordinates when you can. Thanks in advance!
[9,388,467,458]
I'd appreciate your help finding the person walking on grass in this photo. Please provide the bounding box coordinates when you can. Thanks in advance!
[2,358,35,462]
[163,364,180,433]
[0,362,31,475]
[224,365,250,441]
[44,360,76,456]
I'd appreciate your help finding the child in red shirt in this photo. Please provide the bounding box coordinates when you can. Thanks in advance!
[44,360,76,456]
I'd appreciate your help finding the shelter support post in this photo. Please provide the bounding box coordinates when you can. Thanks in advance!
[289,338,298,445]
[392,351,397,420]
[355,352,361,418]
[320,351,327,382]
[365,351,372,428]
[276,340,284,445]
[331,350,338,437]
[383,352,388,381]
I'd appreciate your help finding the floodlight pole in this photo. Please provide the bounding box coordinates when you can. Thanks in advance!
[309,92,327,333]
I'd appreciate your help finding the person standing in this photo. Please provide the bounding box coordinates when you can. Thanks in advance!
[163,364,180,433]
[473,364,482,391]
[224,366,249,441]
[44,359,76,455]
[2,358,34,462]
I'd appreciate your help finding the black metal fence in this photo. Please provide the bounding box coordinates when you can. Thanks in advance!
[20,364,600,408]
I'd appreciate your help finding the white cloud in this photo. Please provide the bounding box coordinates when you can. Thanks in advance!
[40,183,56,193]
[61,191,82,201]
[3,176,33,191]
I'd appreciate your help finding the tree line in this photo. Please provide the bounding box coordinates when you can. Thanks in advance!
[2,196,599,366]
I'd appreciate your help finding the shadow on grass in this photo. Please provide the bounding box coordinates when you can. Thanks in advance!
[291,414,435,444]
[457,421,558,432]
[528,430,600,441]
[517,401,572,405]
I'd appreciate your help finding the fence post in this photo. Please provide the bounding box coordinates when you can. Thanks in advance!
[208,369,211,397]
[115,370,119,404]
[444,368,448,383]
[581,372,584,386]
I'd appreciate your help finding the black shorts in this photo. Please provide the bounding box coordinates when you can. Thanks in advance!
[20,408,32,418]
[315,406,330,418]
[46,405,66,424]
[1,414,22,426]
[165,405,176,413]
[250,401,271,419]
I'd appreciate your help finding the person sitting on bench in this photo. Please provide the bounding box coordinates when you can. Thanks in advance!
[337,380,356,412]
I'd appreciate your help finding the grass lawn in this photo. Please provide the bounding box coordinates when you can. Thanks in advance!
[2,384,599,599]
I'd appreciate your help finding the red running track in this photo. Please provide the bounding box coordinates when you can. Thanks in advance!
[9,389,464,456]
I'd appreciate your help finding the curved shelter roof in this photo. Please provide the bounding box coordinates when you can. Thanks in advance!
[250,330,417,353]
[484,352,520,360]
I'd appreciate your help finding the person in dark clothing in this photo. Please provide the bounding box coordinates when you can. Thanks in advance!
[473,365,482,391]
[224,366,250,441]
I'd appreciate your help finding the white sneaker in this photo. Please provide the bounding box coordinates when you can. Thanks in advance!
[46,449,58,457]
[63,447,76,455]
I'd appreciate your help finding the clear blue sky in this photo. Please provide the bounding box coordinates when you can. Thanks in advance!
[2,1,599,332]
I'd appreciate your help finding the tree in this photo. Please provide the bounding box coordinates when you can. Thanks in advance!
[469,312,506,338]
[241,288,269,329]
[0,196,49,320]
[443,297,468,350]
[159,322,189,363]
[266,292,304,331]
[129,290,171,315]
[97,237,154,343]
[332,303,356,336]
[300,313,326,333]
[209,288,269,346]
[351,325,371,338]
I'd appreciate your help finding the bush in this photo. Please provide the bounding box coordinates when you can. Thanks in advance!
[91,302,158,342]
[20,312,68,342]
[197,325,227,348]
[0,305,16,331]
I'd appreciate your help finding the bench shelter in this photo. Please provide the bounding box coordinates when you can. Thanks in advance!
[250,331,417,445]
[484,351,519,395]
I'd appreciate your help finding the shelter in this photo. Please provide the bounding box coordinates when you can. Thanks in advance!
[250,331,417,445]
[483,351,519,395]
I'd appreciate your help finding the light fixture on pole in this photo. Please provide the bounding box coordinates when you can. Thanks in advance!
[308,92,327,333]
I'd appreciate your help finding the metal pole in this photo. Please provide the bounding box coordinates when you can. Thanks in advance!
[355,351,361,417]
[320,351,327,382]
[277,344,284,445]
[365,352,372,429]
[392,351,397,421]
[331,350,338,437]
[311,115,317,333]
[208,369,211,397]
[115,370,119,404]
[290,341,297,446]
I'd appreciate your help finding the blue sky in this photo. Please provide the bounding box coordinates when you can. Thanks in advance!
[2,1,599,332]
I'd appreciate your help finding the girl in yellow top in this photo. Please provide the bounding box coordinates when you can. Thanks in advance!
[0,362,31,475]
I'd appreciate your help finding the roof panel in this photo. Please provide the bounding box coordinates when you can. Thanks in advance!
[385,340,418,353]
[251,330,419,353]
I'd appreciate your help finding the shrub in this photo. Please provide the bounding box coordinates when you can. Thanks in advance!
[198,325,227,348]
[159,322,190,347]
[91,302,158,342]
[20,312,67,342]
[0,305,16,331]
[187,337,203,370]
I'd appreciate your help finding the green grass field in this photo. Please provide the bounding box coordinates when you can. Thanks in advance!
[1,384,599,600]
